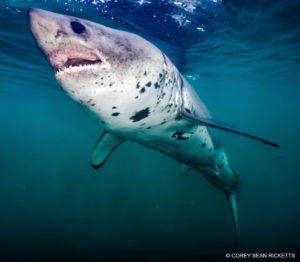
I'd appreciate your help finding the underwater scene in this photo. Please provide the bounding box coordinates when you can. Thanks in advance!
[0,0,300,261]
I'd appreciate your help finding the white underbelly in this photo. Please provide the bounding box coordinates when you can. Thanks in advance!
[129,121,216,170]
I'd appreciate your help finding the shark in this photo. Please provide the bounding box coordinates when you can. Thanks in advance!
[28,8,279,245]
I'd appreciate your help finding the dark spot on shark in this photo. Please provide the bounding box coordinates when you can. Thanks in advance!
[144,71,147,76]
[185,108,191,114]
[168,104,173,107]
[201,143,206,148]
[159,73,163,78]
[135,96,139,99]
[136,82,140,89]
[146,126,152,129]
[95,82,98,84]
[160,121,167,125]
[172,131,189,141]
[91,104,95,106]
[112,106,117,109]
[218,163,224,168]
[154,82,159,89]
[109,83,113,86]
[129,107,150,122]
[175,114,182,120]
[145,81,151,87]
[100,120,106,124]
[112,112,120,116]
[139,87,146,94]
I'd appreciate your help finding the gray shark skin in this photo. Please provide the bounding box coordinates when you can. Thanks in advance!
[28,8,279,245]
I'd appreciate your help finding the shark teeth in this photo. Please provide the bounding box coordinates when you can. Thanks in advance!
[55,63,107,77]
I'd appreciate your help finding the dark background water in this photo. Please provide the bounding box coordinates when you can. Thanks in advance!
[0,0,300,261]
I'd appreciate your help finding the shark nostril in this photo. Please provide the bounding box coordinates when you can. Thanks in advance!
[55,30,67,39]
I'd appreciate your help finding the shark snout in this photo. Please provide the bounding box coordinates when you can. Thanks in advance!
[28,8,54,21]
[28,8,39,35]
[28,8,70,58]
[28,8,49,30]
[28,8,54,41]
[28,7,39,17]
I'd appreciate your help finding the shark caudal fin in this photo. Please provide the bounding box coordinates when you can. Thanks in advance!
[226,192,239,247]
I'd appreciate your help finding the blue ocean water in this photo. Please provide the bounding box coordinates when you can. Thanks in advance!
[0,0,300,261]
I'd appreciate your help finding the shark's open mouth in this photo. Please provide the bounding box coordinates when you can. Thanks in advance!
[49,49,102,75]
[64,58,101,68]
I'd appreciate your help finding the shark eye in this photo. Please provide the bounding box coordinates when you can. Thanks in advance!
[70,21,86,34]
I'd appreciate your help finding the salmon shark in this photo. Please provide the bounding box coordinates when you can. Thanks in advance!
[28,8,279,245]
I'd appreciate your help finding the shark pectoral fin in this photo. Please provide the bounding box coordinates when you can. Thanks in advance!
[178,162,193,176]
[181,111,279,148]
[90,131,126,169]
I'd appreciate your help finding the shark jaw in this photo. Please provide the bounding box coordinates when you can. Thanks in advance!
[49,48,109,78]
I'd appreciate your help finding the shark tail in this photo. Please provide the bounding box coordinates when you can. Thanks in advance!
[226,192,239,247]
